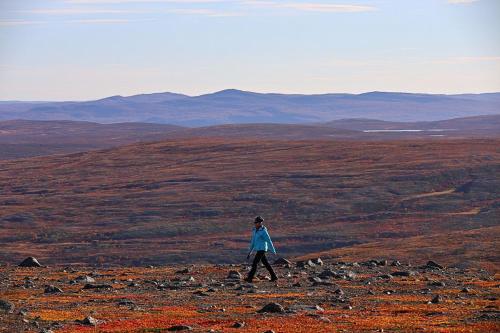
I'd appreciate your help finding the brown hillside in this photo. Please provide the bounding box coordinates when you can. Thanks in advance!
[0,138,499,269]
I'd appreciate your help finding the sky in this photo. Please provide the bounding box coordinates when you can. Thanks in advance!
[0,0,499,101]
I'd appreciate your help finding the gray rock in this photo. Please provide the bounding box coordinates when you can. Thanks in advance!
[167,325,192,331]
[19,257,42,267]
[297,260,315,268]
[227,270,242,280]
[0,299,14,313]
[257,302,285,314]
[430,295,442,304]
[75,276,95,284]
[76,316,97,326]
[391,271,416,277]
[232,322,245,328]
[44,285,63,294]
[428,281,446,287]
[273,257,291,266]
[425,261,444,269]
[83,284,113,290]
[312,258,323,266]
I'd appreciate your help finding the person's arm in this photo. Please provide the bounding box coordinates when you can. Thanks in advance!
[248,230,255,257]
[263,228,276,254]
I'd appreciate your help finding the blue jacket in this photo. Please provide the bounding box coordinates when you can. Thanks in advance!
[248,225,276,254]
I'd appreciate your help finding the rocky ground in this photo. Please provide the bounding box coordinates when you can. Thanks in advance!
[0,257,499,333]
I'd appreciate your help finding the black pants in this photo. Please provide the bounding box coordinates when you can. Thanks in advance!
[247,250,277,280]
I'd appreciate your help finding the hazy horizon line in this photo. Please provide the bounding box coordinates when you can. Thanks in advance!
[2,88,500,103]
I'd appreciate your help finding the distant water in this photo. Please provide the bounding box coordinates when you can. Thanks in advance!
[362,129,457,133]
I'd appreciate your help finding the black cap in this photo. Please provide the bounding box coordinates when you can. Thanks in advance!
[254,216,264,223]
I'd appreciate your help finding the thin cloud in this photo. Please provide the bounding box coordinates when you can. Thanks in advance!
[431,56,500,64]
[243,1,376,13]
[65,18,154,23]
[447,0,479,4]
[165,8,243,16]
[23,8,151,15]
[65,0,232,3]
[0,20,46,26]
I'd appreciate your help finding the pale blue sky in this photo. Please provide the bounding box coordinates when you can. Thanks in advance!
[0,0,499,101]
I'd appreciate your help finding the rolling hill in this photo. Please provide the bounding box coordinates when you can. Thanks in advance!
[1,138,498,269]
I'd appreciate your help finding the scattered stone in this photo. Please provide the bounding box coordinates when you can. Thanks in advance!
[83,284,113,290]
[310,277,323,283]
[39,329,54,333]
[262,331,275,333]
[391,271,416,277]
[430,295,442,304]
[44,285,63,294]
[377,260,388,266]
[425,261,444,269]
[257,302,285,314]
[75,276,95,284]
[117,299,136,306]
[232,322,245,328]
[378,274,394,280]
[297,260,316,268]
[227,270,242,280]
[461,287,472,293]
[19,257,42,267]
[334,288,345,295]
[167,325,192,331]
[0,299,14,313]
[391,260,401,266]
[273,257,291,266]
[314,305,325,312]
[76,316,97,326]
[312,258,323,266]
[428,281,446,287]
[176,268,190,274]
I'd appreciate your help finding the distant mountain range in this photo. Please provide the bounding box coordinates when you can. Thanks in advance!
[1,90,499,126]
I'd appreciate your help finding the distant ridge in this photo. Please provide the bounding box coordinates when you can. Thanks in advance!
[0,90,499,126]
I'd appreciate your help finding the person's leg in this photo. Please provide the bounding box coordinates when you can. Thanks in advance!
[246,251,264,281]
[261,252,278,280]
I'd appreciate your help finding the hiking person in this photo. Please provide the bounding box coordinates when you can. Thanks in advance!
[245,216,278,282]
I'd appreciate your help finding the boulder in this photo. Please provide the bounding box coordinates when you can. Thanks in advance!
[44,285,63,294]
[257,302,285,313]
[19,257,42,267]
[76,316,97,326]
[430,295,442,304]
[273,257,291,266]
[391,271,416,277]
[312,258,324,266]
[0,299,14,313]
[167,325,192,331]
[425,261,444,269]
[297,260,316,268]
[75,276,95,284]
[83,284,113,290]
[227,270,242,280]
[232,322,245,328]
